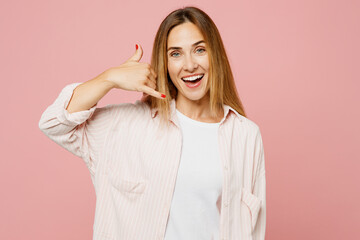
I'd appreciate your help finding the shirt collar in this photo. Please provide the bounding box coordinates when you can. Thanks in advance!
[150,98,243,125]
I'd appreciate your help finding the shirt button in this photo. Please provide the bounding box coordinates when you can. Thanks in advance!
[224,165,228,170]
[224,202,229,207]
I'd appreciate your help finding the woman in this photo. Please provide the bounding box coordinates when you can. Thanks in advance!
[39,6,266,240]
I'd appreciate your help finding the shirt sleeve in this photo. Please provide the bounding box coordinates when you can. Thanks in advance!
[252,127,266,240]
[38,82,115,178]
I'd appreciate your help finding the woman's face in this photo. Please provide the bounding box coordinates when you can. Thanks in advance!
[167,22,210,102]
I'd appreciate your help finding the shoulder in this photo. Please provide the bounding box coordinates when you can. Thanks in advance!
[225,105,261,136]
[230,114,263,148]
[231,112,261,136]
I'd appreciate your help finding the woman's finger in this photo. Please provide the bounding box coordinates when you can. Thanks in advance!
[150,67,158,79]
[148,73,157,87]
[145,79,156,90]
[145,66,157,85]
[140,85,165,99]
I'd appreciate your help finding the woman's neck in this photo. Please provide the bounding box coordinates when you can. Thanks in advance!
[175,95,223,123]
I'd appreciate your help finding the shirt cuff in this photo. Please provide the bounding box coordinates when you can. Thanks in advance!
[56,82,98,126]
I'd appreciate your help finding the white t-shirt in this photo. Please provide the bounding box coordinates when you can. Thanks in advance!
[164,108,224,240]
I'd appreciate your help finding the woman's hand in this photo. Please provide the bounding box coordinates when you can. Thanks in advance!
[105,44,166,99]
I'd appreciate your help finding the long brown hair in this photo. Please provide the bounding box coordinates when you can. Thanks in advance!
[142,6,247,128]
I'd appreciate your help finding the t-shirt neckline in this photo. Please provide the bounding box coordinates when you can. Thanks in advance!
[175,108,222,127]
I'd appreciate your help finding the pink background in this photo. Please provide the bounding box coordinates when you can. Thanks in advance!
[1,0,359,239]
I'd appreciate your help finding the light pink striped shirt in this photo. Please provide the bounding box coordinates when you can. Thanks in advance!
[39,82,266,240]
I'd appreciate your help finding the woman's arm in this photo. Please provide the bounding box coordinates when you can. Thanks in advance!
[66,71,115,113]
[38,80,116,179]
[66,43,166,114]
[39,43,164,179]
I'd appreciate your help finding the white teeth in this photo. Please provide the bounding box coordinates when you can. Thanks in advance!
[182,74,204,81]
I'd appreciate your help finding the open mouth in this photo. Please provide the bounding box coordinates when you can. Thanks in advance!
[181,74,204,84]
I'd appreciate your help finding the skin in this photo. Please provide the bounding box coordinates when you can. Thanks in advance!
[167,22,224,123]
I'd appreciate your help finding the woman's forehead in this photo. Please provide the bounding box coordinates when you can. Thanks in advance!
[167,22,204,46]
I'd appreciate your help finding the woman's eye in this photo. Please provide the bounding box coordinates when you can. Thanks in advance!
[170,48,205,57]
[170,52,180,57]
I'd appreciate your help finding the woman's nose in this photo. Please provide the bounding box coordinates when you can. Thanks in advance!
[184,54,198,71]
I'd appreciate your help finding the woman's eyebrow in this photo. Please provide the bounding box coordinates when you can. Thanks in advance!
[167,40,205,51]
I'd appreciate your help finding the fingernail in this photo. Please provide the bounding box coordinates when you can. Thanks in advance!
[135,44,138,50]
[161,94,166,98]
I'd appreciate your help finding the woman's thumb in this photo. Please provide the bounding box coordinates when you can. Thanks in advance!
[127,43,143,62]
